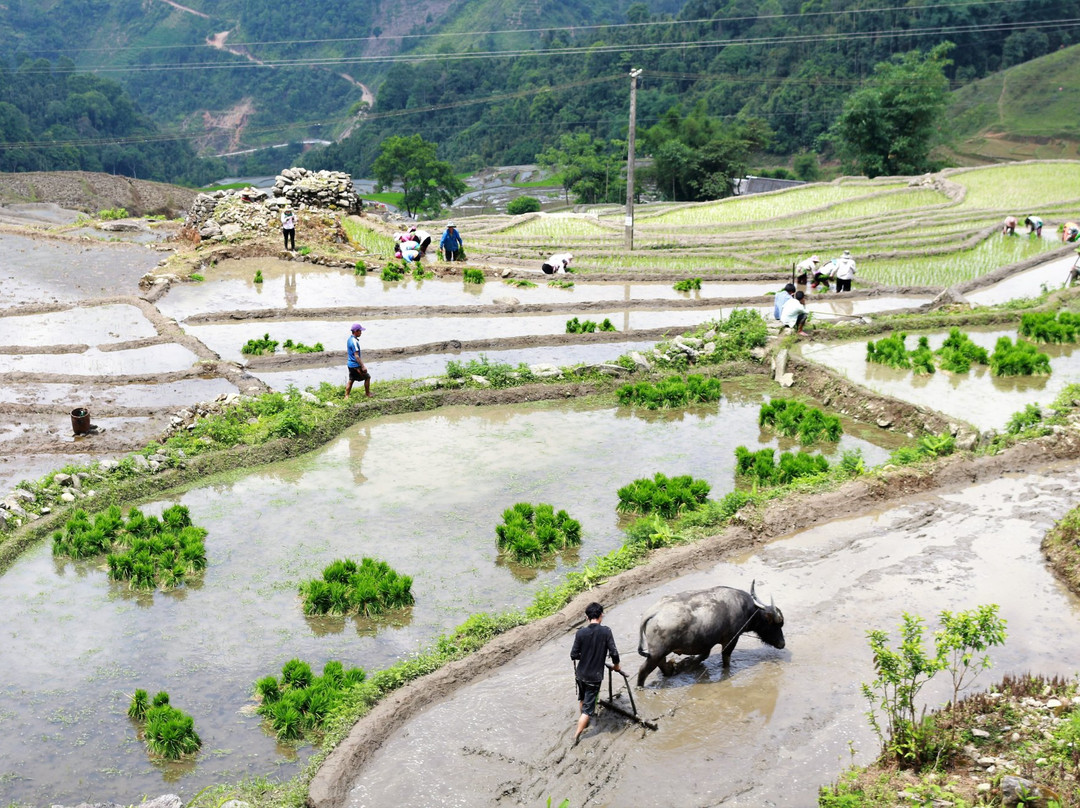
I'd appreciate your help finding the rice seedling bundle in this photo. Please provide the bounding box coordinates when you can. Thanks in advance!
[758,399,843,443]
[673,277,703,292]
[299,557,414,617]
[282,338,325,353]
[495,502,582,565]
[734,446,830,486]
[255,658,366,741]
[990,336,1052,376]
[463,268,485,284]
[548,280,574,289]
[616,473,710,518]
[936,327,990,373]
[241,333,279,355]
[616,374,723,409]
[1019,311,1080,344]
[504,279,538,288]
[411,265,435,280]
[380,265,405,282]
[128,689,201,760]
[253,270,264,284]
[866,332,913,369]
[910,336,936,375]
[566,317,597,333]
[52,504,206,591]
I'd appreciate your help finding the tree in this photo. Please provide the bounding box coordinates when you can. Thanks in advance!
[537,133,625,205]
[372,134,466,218]
[834,43,953,178]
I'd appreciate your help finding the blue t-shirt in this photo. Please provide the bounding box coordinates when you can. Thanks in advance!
[773,290,791,320]
[346,335,362,368]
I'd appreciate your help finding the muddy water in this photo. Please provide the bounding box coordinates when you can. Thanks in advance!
[0,343,200,376]
[346,466,1080,808]
[0,389,899,805]
[253,341,660,390]
[0,233,163,306]
[156,259,783,320]
[966,254,1076,306]
[799,327,1080,431]
[0,377,238,408]
[0,303,158,346]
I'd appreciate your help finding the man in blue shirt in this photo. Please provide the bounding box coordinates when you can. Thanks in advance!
[570,601,621,744]
[345,323,371,399]
[440,222,463,261]
[773,283,796,320]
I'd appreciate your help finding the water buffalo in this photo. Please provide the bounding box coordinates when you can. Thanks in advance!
[636,581,785,686]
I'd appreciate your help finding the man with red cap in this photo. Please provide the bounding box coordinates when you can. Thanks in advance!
[345,323,371,399]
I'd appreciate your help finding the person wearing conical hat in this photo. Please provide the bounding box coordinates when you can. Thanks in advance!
[834,249,856,293]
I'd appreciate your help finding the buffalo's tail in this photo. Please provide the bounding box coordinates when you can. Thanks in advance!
[637,615,651,657]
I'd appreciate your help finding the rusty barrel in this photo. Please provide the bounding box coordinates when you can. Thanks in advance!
[70,407,91,435]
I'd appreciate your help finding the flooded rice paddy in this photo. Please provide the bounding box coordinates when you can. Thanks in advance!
[798,326,1080,431]
[0,303,158,346]
[0,343,201,376]
[965,253,1076,306]
[0,386,900,805]
[346,466,1080,808]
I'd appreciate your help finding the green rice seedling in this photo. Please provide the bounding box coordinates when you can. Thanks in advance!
[1019,311,1080,343]
[241,333,279,355]
[936,328,990,373]
[255,676,281,704]
[299,557,415,616]
[616,473,710,518]
[151,691,170,708]
[494,502,583,565]
[599,318,616,332]
[911,336,936,375]
[463,268,485,284]
[548,280,574,289]
[381,264,405,282]
[1006,403,1044,434]
[866,332,912,369]
[735,446,829,486]
[143,705,201,760]
[617,374,722,409]
[673,277,703,292]
[354,260,366,275]
[189,274,204,282]
[411,265,434,280]
[282,339,325,353]
[758,399,842,443]
[128,689,149,720]
[281,659,314,690]
[321,660,345,686]
[269,700,304,741]
[343,667,366,687]
[504,278,537,288]
[254,270,264,284]
[990,337,1052,376]
[566,317,599,333]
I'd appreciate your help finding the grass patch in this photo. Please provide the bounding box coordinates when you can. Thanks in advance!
[445,355,536,388]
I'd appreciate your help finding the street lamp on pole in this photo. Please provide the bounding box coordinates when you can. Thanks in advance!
[625,68,642,251]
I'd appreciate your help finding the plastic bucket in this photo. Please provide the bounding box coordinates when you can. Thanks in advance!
[71,407,91,435]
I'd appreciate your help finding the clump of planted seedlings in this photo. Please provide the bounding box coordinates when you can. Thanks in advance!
[52,504,207,591]
[495,502,582,565]
[128,689,201,760]
[617,374,722,409]
[935,327,990,373]
[758,399,842,443]
[866,332,934,374]
[354,260,367,275]
[566,317,617,333]
[281,338,324,353]
[734,446,830,486]
[990,336,1051,376]
[673,277,703,292]
[616,472,710,518]
[463,268,485,284]
[1019,311,1080,343]
[548,280,574,289]
[255,658,366,742]
[299,557,414,617]
[411,265,434,280]
[381,264,405,281]
[241,333,279,355]
[253,269,264,284]
[504,278,538,288]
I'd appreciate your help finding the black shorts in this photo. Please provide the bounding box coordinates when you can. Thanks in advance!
[348,366,370,382]
[577,679,601,716]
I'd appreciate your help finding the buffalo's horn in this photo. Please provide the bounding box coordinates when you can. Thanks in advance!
[750,579,766,609]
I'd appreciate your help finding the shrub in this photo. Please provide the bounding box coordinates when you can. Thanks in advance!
[673,277,703,292]
[241,333,279,355]
[506,196,541,214]
[734,446,829,486]
[990,336,1051,376]
[616,473,710,518]
[463,268,485,284]
[617,374,722,409]
[758,398,842,443]
[495,502,582,565]
[935,328,989,373]
[255,657,368,742]
[298,557,414,617]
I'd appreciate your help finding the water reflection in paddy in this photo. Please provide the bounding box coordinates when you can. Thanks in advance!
[0,303,158,347]
[0,386,900,805]
[0,343,200,376]
[799,326,1080,430]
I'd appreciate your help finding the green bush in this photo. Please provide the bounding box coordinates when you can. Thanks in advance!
[758,398,842,443]
[506,196,541,214]
[935,328,989,373]
[463,268,485,284]
[298,557,414,617]
[241,333,279,355]
[616,472,710,518]
[495,502,582,565]
[97,207,129,220]
[617,374,722,409]
[673,277,703,292]
[990,337,1051,376]
[734,446,829,486]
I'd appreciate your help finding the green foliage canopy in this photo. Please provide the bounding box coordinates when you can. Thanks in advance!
[372,134,467,217]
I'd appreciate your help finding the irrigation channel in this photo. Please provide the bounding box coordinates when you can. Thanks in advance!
[0,213,1078,806]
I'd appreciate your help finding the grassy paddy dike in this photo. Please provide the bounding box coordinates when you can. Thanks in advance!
[7,161,1080,807]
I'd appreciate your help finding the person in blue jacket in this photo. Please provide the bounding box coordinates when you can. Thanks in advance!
[440,221,463,261]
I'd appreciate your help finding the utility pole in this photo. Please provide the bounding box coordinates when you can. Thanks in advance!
[625,68,642,251]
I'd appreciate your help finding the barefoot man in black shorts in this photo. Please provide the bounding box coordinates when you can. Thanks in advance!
[345,323,371,399]
[570,601,621,744]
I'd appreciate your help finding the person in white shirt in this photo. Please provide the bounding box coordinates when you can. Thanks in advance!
[409,225,432,256]
[780,290,808,334]
[833,250,856,293]
[281,209,297,251]
[542,252,573,274]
